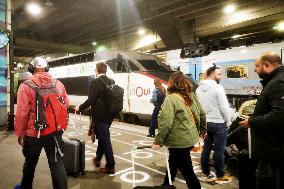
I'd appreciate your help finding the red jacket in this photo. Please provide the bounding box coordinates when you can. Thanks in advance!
[15,72,69,137]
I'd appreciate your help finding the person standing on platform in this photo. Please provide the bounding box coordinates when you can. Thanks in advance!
[14,57,69,189]
[76,62,116,174]
[147,79,166,138]
[196,64,232,183]
[240,52,284,189]
[152,72,207,189]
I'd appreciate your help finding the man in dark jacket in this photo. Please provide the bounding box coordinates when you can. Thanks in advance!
[77,62,115,174]
[240,52,284,189]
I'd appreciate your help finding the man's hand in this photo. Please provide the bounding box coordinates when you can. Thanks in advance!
[239,118,250,128]
[152,144,160,150]
[74,106,79,112]
[18,136,24,146]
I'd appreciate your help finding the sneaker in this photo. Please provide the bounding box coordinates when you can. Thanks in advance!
[92,158,101,168]
[99,167,115,174]
[199,173,215,182]
[215,175,232,184]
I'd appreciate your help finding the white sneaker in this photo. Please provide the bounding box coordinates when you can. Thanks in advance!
[199,173,216,182]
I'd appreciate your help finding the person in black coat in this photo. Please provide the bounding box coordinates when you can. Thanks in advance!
[240,52,284,189]
[77,62,115,174]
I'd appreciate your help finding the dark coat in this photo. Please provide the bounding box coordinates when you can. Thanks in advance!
[79,75,114,124]
[249,66,284,161]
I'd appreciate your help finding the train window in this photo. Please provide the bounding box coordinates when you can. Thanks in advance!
[226,65,248,78]
[127,61,140,71]
[106,59,128,73]
[137,60,170,71]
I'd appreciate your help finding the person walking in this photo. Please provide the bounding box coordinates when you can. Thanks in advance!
[152,72,207,189]
[240,52,284,189]
[196,64,232,183]
[77,62,116,174]
[147,79,166,137]
[14,57,69,189]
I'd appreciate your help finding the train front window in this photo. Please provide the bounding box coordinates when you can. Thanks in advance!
[106,59,129,73]
[226,65,248,78]
[137,60,170,71]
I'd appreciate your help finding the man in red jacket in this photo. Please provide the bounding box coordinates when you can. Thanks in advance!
[15,57,69,189]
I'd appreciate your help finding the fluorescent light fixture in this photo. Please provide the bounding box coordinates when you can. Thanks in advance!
[138,29,145,35]
[92,42,97,46]
[224,4,236,14]
[26,3,42,16]
[232,34,241,39]
[136,35,157,49]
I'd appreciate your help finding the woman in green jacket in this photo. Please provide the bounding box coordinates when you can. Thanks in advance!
[152,72,207,189]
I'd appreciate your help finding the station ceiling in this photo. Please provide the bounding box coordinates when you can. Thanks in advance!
[12,0,284,59]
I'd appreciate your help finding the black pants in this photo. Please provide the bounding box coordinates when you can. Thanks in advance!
[21,133,67,189]
[163,147,201,189]
[255,160,284,189]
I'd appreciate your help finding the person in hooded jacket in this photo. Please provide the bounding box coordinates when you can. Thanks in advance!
[196,64,233,183]
[14,57,69,189]
[147,79,166,137]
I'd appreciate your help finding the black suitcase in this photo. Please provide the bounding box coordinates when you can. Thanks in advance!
[132,146,175,189]
[62,138,85,176]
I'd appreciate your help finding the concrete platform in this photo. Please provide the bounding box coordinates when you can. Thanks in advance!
[0,114,239,189]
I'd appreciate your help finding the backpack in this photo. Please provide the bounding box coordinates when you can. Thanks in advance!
[155,89,166,107]
[104,80,124,115]
[24,79,68,137]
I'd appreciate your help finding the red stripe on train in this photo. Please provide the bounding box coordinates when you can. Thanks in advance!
[137,72,168,85]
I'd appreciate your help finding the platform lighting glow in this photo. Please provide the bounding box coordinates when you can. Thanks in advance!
[224,4,236,14]
[92,42,97,46]
[138,29,145,35]
[26,3,42,16]
[136,35,157,49]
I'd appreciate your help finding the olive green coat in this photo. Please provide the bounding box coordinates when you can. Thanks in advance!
[154,92,207,148]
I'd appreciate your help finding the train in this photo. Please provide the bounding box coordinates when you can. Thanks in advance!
[47,51,172,124]
[163,41,284,109]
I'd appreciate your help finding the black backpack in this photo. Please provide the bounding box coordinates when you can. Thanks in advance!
[105,82,124,115]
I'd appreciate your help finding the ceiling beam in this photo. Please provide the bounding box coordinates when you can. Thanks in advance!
[14,37,95,54]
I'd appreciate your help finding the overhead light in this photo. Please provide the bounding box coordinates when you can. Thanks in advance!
[138,29,145,35]
[224,4,236,14]
[92,41,97,46]
[275,22,284,31]
[26,3,42,16]
[232,34,241,39]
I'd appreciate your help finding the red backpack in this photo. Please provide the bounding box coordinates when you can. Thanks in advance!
[24,79,68,137]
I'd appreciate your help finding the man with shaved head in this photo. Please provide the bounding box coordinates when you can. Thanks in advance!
[240,52,284,189]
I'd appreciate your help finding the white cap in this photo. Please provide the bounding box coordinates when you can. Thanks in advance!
[30,57,48,68]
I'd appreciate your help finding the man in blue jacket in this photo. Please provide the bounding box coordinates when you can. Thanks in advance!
[240,52,284,189]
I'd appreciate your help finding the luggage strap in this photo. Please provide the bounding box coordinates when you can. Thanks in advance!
[53,136,64,163]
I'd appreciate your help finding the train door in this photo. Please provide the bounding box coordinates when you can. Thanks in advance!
[106,58,130,112]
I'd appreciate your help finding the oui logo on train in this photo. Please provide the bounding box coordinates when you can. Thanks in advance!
[129,87,151,97]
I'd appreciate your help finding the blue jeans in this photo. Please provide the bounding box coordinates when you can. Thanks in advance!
[148,106,160,136]
[95,122,115,169]
[201,122,227,178]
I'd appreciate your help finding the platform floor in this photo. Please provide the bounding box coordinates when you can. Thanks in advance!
[0,114,239,189]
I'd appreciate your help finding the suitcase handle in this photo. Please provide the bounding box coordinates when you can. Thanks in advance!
[132,146,173,188]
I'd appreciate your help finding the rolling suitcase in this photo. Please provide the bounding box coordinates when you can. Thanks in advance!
[62,112,85,176]
[62,138,85,176]
[132,146,175,189]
